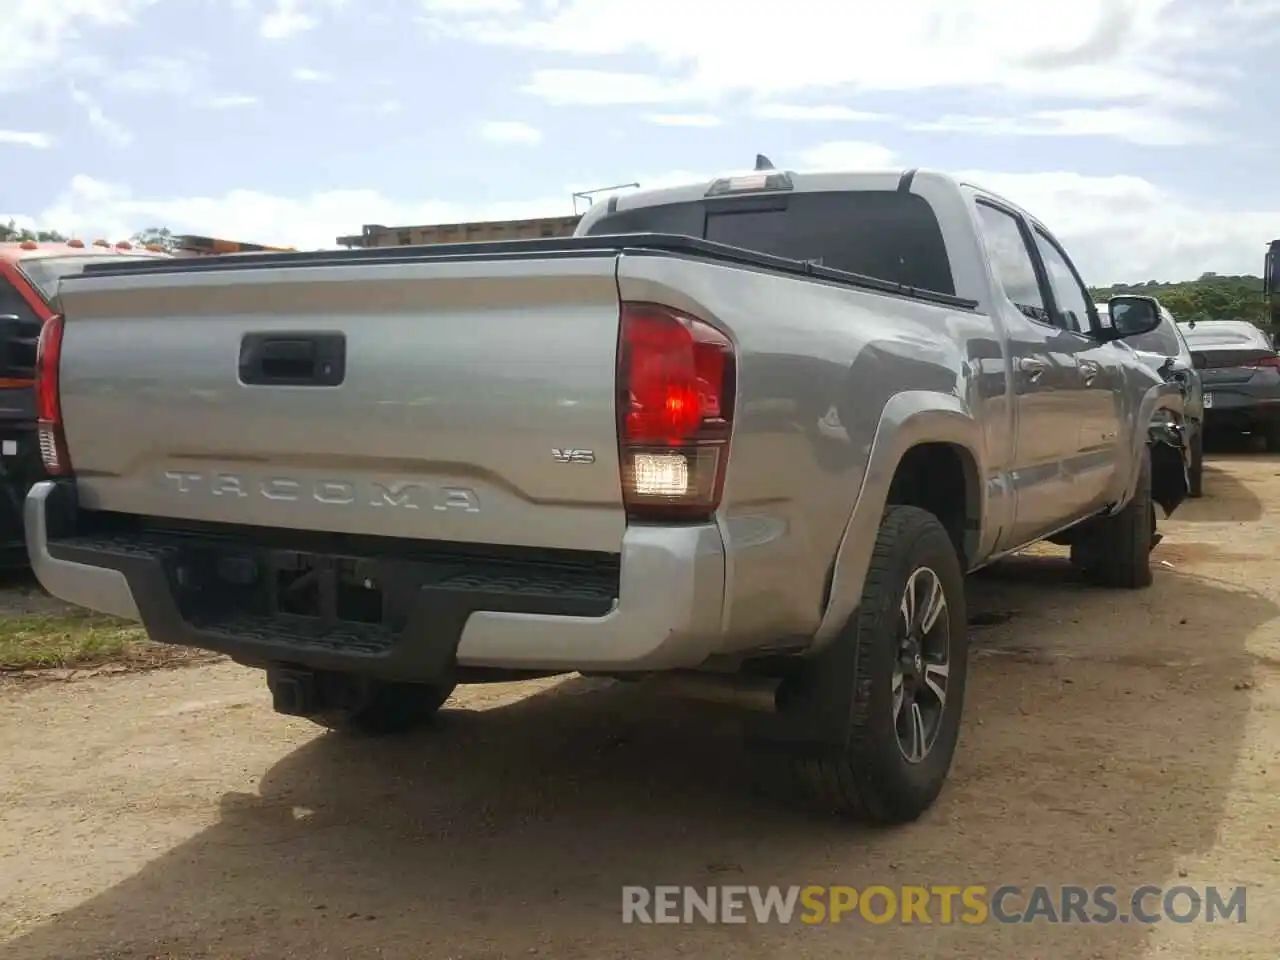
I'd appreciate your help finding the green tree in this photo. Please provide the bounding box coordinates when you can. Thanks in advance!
[1089,274,1267,327]
[129,226,176,251]
[0,219,67,243]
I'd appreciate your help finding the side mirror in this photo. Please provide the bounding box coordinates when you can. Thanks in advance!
[1101,295,1162,343]
[1191,352,1207,370]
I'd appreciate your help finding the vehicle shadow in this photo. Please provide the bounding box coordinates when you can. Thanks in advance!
[0,567,39,591]
[6,557,1273,960]
[1202,430,1270,456]
[1180,458,1266,523]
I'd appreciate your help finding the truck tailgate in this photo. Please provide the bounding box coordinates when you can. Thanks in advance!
[55,254,627,554]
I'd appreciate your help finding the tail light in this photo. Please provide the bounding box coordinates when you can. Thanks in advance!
[1250,355,1280,370]
[35,314,72,475]
[616,302,735,521]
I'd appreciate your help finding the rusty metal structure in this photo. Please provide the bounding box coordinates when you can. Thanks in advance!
[336,215,583,249]
[171,235,297,257]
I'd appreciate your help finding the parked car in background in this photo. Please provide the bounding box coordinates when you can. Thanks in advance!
[1179,320,1280,451]
[1097,301,1204,496]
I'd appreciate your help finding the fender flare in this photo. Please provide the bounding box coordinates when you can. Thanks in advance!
[1109,379,1186,512]
[810,390,983,651]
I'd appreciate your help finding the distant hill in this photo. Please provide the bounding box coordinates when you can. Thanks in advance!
[1088,273,1266,325]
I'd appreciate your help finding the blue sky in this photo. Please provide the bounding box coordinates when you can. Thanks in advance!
[2,0,1278,284]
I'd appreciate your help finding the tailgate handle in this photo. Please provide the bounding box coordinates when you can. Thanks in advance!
[239,332,346,387]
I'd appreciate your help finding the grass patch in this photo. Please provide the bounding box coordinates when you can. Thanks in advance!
[0,607,216,673]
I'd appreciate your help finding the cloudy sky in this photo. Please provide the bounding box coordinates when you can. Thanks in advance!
[2,0,1278,284]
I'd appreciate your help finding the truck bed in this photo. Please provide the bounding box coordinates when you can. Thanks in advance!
[57,234,976,559]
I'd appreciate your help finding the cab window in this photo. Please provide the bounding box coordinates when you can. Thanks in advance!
[974,202,1048,323]
[1031,229,1092,334]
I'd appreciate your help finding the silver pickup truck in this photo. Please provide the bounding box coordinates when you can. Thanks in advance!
[24,166,1190,825]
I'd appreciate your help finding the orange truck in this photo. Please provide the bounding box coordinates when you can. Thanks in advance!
[0,238,171,563]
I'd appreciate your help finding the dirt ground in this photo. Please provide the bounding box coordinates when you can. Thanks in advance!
[2,453,1279,960]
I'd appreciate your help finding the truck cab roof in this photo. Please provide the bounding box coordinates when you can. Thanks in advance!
[578,167,1035,230]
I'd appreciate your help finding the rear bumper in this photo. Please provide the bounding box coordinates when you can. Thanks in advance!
[25,481,727,678]
[1202,393,1280,428]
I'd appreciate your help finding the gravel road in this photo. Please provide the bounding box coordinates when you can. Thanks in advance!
[2,453,1278,959]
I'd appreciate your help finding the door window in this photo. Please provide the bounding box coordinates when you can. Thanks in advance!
[974,202,1048,323]
[1031,229,1092,334]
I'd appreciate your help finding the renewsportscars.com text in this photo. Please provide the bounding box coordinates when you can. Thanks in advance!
[621,884,1247,925]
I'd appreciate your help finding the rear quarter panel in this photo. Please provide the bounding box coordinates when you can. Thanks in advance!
[617,253,998,654]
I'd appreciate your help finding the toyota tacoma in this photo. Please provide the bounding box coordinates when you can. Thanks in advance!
[25,165,1189,824]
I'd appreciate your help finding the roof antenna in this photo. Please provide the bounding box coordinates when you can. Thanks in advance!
[754,153,775,171]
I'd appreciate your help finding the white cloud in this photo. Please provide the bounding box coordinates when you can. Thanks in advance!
[796,141,900,170]
[260,0,318,39]
[421,0,522,10]
[69,85,133,146]
[0,0,159,91]
[911,107,1217,147]
[200,93,260,109]
[752,104,887,122]
[291,67,330,82]
[951,168,1277,284]
[432,0,1269,110]
[644,113,722,127]
[521,70,692,105]
[477,120,543,145]
[0,130,53,149]
[89,54,201,95]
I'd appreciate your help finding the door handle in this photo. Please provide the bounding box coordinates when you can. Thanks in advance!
[239,332,347,387]
[1019,357,1046,383]
[1078,359,1100,386]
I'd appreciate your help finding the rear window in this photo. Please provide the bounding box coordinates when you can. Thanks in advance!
[584,190,956,296]
[1182,322,1272,350]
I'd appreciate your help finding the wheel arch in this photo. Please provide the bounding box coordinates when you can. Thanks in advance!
[813,392,984,651]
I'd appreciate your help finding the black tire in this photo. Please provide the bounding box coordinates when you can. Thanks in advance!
[1070,447,1154,588]
[1187,428,1203,498]
[1264,421,1280,453]
[269,671,457,737]
[774,505,969,824]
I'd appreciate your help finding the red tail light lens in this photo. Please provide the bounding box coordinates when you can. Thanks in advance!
[35,314,71,475]
[1252,354,1280,369]
[617,302,735,521]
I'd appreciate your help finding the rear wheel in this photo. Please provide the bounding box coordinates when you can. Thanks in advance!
[771,505,969,824]
[1263,421,1280,453]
